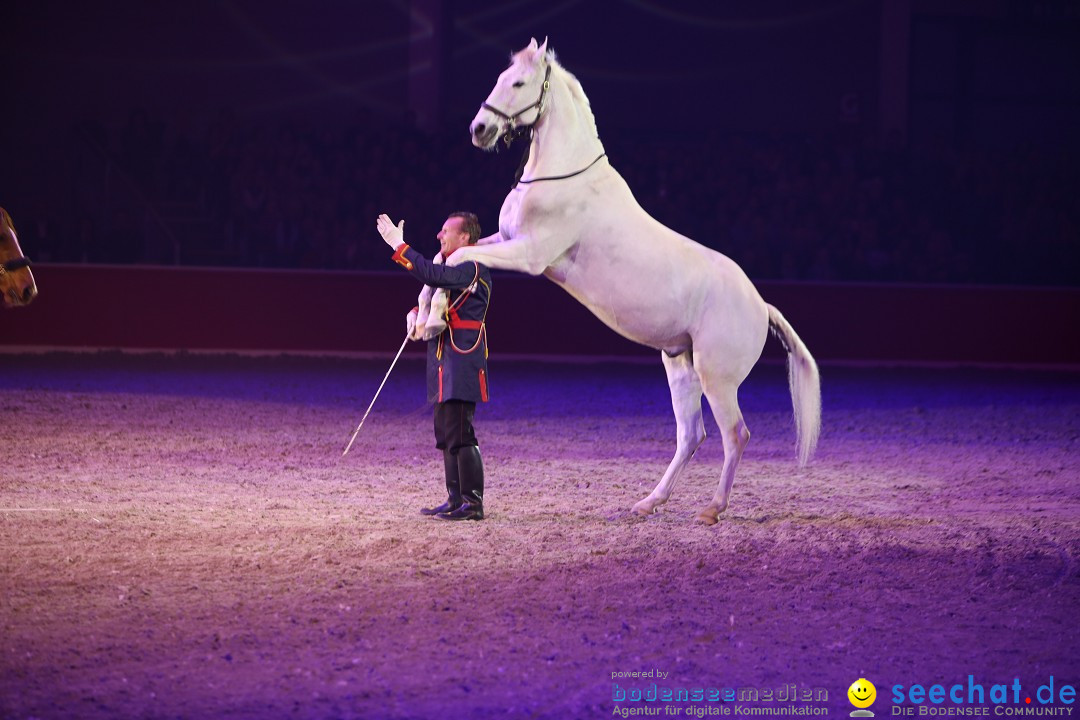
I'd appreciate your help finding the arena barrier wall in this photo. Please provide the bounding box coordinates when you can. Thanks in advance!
[2,264,1077,367]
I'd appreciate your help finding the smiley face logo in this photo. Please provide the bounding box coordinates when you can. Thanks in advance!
[848,678,877,709]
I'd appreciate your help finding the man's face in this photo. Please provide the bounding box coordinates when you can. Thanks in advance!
[437,216,471,257]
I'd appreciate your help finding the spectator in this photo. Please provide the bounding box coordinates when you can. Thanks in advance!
[46,110,1077,288]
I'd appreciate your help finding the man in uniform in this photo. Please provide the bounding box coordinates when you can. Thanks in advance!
[377,212,491,521]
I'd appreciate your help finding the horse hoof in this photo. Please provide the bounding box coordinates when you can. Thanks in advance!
[631,501,656,517]
[695,510,719,526]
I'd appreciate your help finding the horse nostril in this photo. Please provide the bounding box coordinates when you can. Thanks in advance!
[473,123,486,137]
[22,286,36,303]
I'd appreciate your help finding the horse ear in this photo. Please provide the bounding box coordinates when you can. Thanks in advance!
[527,37,538,52]
[537,36,549,60]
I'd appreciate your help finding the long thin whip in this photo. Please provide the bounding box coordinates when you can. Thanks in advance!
[342,334,410,457]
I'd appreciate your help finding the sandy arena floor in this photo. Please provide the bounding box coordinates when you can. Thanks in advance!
[0,351,1077,719]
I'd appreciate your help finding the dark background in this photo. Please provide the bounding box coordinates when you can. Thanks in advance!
[3,0,1078,285]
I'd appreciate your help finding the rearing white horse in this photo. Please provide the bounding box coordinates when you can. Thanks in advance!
[446,38,820,524]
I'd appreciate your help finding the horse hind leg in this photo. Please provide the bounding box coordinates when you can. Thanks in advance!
[696,380,750,526]
[632,350,706,517]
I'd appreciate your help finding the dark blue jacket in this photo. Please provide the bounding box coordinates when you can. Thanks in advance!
[392,244,491,403]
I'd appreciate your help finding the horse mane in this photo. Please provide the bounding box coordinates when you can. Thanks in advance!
[507,46,599,137]
[549,55,599,137]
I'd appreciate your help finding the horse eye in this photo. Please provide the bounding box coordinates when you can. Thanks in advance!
[512,81,525,88]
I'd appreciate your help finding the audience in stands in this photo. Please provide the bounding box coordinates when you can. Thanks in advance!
[24,109,1078,287]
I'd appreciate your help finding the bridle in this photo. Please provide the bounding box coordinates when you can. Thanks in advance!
[482,61,607,188]
[1,214,32,276]
[0,255,32,277]
[482,64,552,148]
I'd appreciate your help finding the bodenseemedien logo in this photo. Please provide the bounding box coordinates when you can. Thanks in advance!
[850,678,877,717]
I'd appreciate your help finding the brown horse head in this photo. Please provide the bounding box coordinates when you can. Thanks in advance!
[0,206,38,308]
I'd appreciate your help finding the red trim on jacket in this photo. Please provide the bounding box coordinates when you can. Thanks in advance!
[391,244,413,270]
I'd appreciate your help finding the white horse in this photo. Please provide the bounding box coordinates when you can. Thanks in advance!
[445,38,820,524]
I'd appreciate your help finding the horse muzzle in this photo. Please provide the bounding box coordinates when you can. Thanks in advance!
[470,119,500,150]
[1,269,37,308]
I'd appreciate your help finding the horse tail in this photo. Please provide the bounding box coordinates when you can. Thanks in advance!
[767,304,821,466]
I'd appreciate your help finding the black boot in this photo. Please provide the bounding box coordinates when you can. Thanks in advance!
[421,449,462,516]
[437,445,484,521]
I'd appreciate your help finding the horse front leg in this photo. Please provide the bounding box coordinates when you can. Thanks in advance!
[475,231,505,246]
[633,350,706,517]
[415,285,449,341]
[446,234,560,276]
[413,284,433,339]
[413,253,448,340]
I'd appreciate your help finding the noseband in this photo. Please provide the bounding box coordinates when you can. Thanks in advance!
[482,64,552,147]
[0,256,32,276]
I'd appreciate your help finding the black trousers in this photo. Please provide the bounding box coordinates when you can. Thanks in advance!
[433,400,477,452]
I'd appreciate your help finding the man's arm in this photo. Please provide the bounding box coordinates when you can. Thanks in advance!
[392,244,479,289]
[377,213,480,288]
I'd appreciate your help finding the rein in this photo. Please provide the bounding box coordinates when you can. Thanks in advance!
[517,151,607,186]
[0,256,32,276]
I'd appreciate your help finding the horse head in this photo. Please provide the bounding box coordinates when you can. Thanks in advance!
[0,207,38,308]
[470,37,552,150]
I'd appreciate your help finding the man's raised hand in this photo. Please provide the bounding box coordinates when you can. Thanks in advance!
[376,214,405,250]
